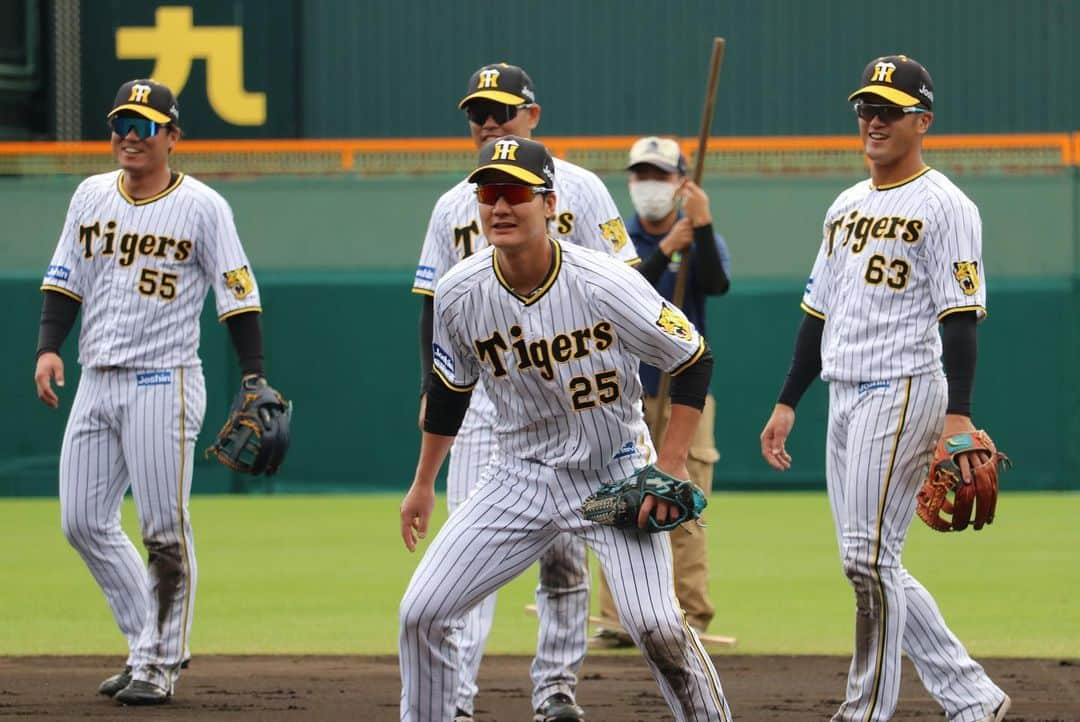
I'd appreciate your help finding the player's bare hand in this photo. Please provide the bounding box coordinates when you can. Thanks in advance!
[400,484,435,552]
[417,393,427,431]
[679,180,712,227]
[659,218,694,255]
[760,404,795,471]
[638,494,678,530]
[940,413,989,484]
[639,458,690,528]
[34,352,65,409]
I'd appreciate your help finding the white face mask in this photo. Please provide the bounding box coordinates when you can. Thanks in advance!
[629,180,678,221]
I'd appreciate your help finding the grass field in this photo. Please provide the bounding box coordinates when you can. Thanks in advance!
[2,493,1077,658]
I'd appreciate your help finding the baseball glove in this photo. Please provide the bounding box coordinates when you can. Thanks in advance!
[916,430,1010,532]
[581,464,707,533]
[205,375,292,476]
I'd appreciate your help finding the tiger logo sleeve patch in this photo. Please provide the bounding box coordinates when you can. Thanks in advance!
[599,217,630,252]
[952,260,979,296]
[656,303,693,340]
[223,265,254,299]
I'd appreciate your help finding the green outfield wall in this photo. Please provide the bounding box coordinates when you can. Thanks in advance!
[70,0,1078,140]
[2,173,1077,495]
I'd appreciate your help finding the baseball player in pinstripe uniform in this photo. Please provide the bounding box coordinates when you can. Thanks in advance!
[401,136,732,722]
[33,79,272,705]
[412,63,638,721]
[759,56,1010,722]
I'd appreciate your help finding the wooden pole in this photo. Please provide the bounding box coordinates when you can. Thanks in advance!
[650,37,726,426]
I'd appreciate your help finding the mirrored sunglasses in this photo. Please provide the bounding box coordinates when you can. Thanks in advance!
[108,116,166,140]
[474,183,549,205]
[853,102,928,123]
[465,101,532,126]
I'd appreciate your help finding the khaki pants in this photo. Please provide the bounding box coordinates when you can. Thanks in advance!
[596,393,718,631]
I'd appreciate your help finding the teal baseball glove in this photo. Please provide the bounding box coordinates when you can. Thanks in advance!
[581,464,707,533]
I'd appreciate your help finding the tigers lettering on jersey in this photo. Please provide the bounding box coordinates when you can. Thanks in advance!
[474,320,615,380]
[825,210,924,255]
[803,168,987,383]
[78,220,193,265]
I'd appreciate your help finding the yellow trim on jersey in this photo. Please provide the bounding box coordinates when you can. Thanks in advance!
[800,301,826,320]
[670,336,706,376]
[218,306,262,322]
[176,367,194,662]
[937,304,986,321]
[411,287,436,297]
[625,257,642,267]
[41,284,83,302]
[492,238,562,306]
[116,171,186,206]
[862,376,911,722]
[433,365,476,393]
[870,166,931,191]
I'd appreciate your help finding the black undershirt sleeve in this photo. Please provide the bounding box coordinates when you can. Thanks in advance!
[225,311,265,376]
[419,295,434,394]
[776,313,824,409]
[691,224,730,295]
[422,373,472,436]
[941,311,977,416]
[36,290,81,358]
[669,343,713,410]
[636,248,671,285]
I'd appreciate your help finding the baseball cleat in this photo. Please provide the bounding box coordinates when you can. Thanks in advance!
[978,693,1011,722]
[97,666,132,696]
[114,679,171,705]
[534,693,585,722]
[453,708,474,721]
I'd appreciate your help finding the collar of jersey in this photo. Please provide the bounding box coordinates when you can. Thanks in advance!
[116,171,185,206]
[492,237,562,306]
[870,166,931,191]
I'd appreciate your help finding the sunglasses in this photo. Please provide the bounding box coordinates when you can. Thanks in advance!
[108,116,167,140]
[464,101,533,126]
[475,183,550,205]
[853,102,928,123]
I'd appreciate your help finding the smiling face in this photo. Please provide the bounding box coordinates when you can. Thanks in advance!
[109,113,179,175]
[855,95,932,168]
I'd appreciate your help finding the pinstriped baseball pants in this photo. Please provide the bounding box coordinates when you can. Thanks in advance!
[826,373,1006,722]
[401,453,732,722]
[446,412,589,713]
[59,366,205,692]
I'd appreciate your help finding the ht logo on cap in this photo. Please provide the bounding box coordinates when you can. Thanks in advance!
[478,68,500,89]
[128,83,153,104]
[871,61,896,83]
[491,138,519,161]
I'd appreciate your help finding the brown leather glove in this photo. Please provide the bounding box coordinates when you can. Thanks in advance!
[916,430,1010,532]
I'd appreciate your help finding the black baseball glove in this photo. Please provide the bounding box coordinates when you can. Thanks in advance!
[205,375,292,476]
[581,464,707,532]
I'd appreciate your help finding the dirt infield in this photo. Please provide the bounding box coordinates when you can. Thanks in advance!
[1,655,1076,720]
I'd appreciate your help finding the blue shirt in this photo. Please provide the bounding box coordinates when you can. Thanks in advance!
[627,213,731,395]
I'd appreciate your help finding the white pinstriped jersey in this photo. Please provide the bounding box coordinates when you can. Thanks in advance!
[42,170,261,368]
[801,167,986,382]
[432,240,705,469]
[413,156,639,432]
